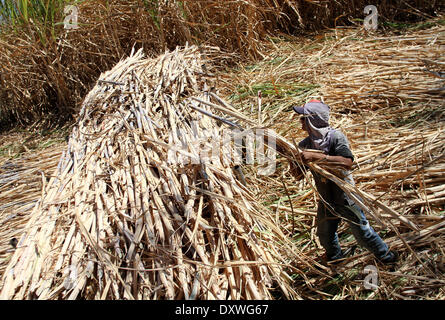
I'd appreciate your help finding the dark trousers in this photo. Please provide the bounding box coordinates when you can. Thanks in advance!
[316,200,389,260]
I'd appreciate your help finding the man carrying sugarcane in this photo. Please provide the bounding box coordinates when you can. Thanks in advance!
[290,100,398,265]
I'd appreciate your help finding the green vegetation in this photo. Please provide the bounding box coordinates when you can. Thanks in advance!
[231,82,320,101]
[389,104,445,128]
[0,0,79,45]
[0,126,68,158]
[383,19,445,31]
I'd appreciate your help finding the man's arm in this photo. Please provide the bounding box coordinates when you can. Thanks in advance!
[299,132,355,169]
[300,151,353,169]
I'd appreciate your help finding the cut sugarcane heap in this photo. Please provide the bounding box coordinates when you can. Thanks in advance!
[0,45,303,300]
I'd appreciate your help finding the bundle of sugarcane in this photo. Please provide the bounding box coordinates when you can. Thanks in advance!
[0,45,301,300]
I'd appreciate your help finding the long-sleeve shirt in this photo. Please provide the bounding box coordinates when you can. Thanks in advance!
[299,129,356,206]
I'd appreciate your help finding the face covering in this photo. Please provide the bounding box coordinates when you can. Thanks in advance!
[302,102,334,154]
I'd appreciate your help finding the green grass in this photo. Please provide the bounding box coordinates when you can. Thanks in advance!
[142,0,160,30]
[259,188,311,207]
[230,82,320,101]
[244,56,288,71]
[351,17,445,32]
[291,230,312,243]
[0,143,14,157]
[383,19,445,31]
[0,126,68,158]
[271,191,307,204]
[0,0,84,45]
[38,137,65,149]
[389,104,445,128]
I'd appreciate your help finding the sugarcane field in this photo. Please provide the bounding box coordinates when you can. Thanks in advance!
[0,1,444,301]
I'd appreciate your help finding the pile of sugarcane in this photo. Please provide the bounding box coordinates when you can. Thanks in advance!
[0,45,303,300]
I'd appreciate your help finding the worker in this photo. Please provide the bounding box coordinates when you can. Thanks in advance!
[290,99,398,265]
